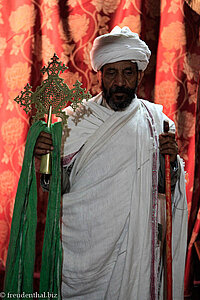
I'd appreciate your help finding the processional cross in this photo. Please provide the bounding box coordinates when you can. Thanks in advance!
[14,53,91,174]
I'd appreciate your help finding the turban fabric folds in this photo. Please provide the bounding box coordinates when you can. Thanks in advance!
[90,26,151,72]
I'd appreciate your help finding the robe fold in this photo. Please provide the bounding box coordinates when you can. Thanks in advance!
[61,94,188,300]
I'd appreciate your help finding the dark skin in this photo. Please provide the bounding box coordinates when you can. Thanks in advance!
[101,61,140,111]
[34,60,178,162]
[159,132,178,162]
[34,131,53,159]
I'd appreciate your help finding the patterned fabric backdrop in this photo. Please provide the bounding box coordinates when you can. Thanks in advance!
[0,0,199,296]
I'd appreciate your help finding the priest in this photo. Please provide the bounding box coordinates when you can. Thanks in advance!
[35,26,188,300]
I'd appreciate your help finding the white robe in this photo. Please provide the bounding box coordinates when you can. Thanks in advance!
[61,94,188,300]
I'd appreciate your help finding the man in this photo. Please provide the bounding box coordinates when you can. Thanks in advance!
[34,26,188,299]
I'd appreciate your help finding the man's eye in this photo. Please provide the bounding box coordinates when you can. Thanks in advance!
[107,70,116,75]
[124,70,133,75]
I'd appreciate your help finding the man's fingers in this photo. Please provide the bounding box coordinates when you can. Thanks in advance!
[159,132,178,162]
[40,137,53,146]
[159,144,178,162]
[40,131,52,139]
[160,149,177,155]
[159,134,178,149]
[36,141,53,150]
[160,143,178,154]
[34,146,51,156]
[160,132,175,138]
[159,133,175,145]
[35,148,51,156]
[34,131,53,157]
[36,137,53,147]
[38,132,53,145]
[160,142,178,151]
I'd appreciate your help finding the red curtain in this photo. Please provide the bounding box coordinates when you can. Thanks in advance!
[0,0,199,296]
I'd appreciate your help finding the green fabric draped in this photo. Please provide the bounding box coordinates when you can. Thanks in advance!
[4,120,62,299]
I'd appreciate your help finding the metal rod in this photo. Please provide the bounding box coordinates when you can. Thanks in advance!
[40,105,53,174]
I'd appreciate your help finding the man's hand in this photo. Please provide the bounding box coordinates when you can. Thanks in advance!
[34,131,53,159]
[159,132,178,162]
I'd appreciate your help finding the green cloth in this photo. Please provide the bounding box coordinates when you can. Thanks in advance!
[4,120,62,299]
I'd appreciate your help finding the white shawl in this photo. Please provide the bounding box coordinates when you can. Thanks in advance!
[61,94,188,300]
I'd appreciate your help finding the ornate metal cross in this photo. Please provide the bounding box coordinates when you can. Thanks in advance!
[14,54,91,174]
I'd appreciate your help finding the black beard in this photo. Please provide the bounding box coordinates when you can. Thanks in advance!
[102,82,137,111]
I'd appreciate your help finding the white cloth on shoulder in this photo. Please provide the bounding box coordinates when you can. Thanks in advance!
[61,94,187,300]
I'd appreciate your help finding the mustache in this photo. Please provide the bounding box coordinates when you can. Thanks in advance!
[109,86,133,95]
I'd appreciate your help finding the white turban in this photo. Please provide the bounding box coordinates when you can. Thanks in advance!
[90,26,151,72]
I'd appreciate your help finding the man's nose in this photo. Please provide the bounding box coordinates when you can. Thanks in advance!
[114,72,126,86]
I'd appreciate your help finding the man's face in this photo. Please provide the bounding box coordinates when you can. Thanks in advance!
[101,61,139,111]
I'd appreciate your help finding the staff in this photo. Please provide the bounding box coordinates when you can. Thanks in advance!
[164,120,173,300]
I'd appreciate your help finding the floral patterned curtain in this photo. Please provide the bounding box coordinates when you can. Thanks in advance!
[0,0,199,296]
